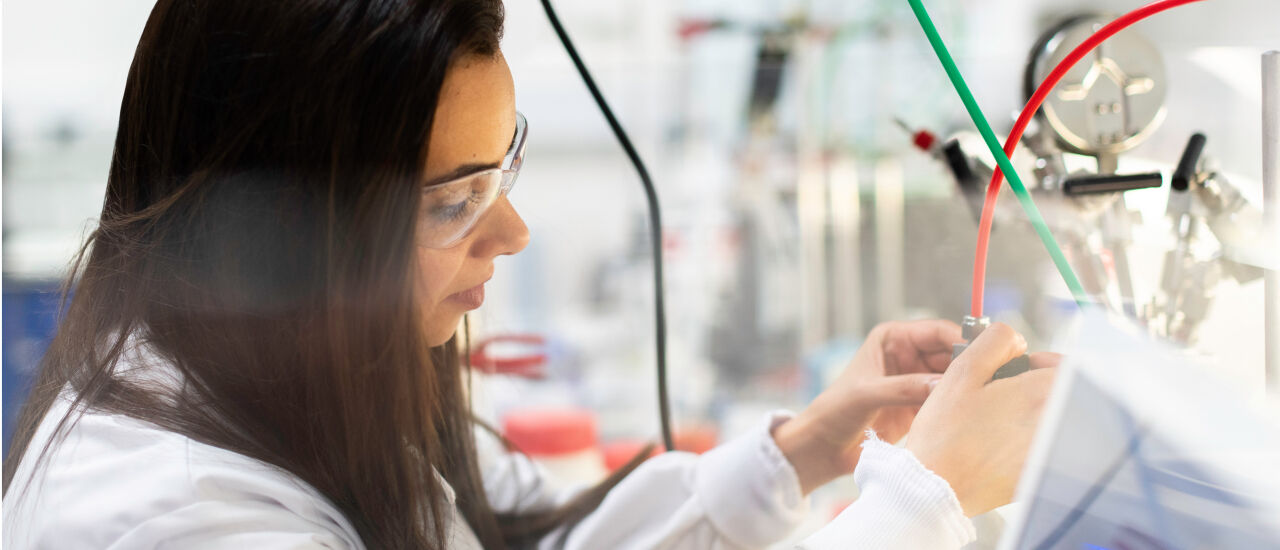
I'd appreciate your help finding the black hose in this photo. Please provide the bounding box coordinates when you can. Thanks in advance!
[539,0,674,453]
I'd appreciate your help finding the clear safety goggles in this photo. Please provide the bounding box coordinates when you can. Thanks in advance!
[418,111,527,249]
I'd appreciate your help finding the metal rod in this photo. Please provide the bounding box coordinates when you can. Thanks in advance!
[796,36,829,351]
[1109,198,1139,319]
[874,158,905,321]
[1264,51,1279,394]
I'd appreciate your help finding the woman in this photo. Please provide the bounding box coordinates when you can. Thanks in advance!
[1,1,1058,548]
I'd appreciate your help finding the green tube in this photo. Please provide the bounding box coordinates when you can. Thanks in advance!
[906,0,1091,309]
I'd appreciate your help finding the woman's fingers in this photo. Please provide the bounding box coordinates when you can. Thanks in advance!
[882,320,964,375]
[923,349,955,373]
[899,319,964,354]
[1029,351,1064,370]
[950,323,1028,388]
[1020,367,1059,410]
[858,372,945,408]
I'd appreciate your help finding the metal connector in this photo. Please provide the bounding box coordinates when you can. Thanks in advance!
[961,315,991,340]
[953,315,1032,382]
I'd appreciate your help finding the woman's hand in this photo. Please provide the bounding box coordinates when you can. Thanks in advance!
[905,323,1060,517]
[773,320,963,495]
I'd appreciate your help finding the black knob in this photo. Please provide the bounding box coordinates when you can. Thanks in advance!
[1172,133,1207,192]
[943,139,975,182]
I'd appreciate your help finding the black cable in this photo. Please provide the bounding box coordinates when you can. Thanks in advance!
[539,0,675,453]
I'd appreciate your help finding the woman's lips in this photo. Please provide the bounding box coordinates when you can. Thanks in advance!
[448,283,485,310]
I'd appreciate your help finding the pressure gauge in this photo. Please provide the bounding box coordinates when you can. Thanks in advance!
[1025,15,1167,156]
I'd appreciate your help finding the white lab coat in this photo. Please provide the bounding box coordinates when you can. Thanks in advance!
[3,344,976,549]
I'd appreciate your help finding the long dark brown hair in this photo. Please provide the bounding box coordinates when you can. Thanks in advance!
[2,1,648,548]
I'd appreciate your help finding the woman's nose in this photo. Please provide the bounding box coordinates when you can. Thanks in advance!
[470,196,529,259]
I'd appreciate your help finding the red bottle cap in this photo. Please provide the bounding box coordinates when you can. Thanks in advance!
[470,334,548,378]
[502,408,599,457]
[671,425,718,454]
[601,439,660,472]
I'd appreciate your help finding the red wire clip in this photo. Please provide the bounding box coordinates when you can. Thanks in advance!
[470,334,549,378]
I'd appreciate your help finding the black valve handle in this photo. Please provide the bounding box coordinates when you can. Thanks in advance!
[1172,133,1207,192]
[1062,172,1163,196]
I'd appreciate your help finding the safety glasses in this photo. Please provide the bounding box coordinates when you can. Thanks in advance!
[418,111,527,248]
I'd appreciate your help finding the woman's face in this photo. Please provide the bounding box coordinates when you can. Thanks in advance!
[417,52,529,346]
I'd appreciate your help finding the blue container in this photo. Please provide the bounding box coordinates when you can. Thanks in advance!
[3,279,66,455]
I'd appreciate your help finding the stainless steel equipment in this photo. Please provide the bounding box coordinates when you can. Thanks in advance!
[914,15,1275,355]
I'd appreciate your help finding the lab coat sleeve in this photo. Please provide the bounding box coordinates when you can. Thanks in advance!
[482,412,809,549]
[797,432,977,550]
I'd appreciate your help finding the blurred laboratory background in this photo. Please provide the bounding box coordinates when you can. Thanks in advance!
[4,0,1279,544]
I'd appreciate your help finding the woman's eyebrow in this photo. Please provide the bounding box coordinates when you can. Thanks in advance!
[424,161,501,187]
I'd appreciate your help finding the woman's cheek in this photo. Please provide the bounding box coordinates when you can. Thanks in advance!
[414,247,467,341]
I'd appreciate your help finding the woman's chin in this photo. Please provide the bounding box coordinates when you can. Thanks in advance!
[424,315,465,347]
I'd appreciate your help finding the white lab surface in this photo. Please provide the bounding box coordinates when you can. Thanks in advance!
[3,344,976,550]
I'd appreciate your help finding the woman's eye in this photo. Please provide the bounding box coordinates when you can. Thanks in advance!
[430,191,484,221]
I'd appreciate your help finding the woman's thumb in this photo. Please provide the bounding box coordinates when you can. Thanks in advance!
[861,373,944,407]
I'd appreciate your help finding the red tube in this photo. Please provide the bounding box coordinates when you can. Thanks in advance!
[971,0,1206,318]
